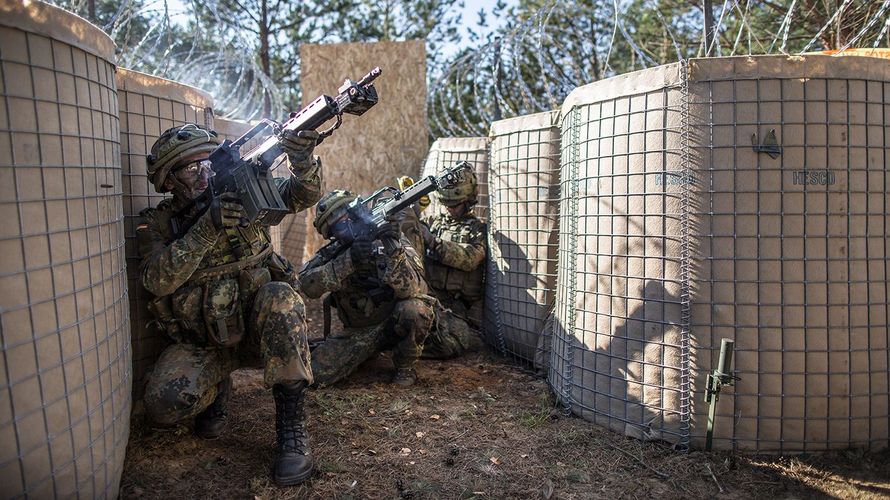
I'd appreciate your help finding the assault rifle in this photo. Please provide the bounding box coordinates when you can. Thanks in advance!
[312,161,472,264]
[179,67,382,234]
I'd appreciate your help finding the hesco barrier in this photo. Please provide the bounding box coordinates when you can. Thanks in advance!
[483,111,560,371]
[420,137,490,220]
[550,55,890,451]
[0,2,131,497]
[117,68,213,402]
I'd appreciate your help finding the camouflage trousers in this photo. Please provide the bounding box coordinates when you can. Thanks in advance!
[144,282,312,425]
[311,297,434,387]
[422,292,484,359]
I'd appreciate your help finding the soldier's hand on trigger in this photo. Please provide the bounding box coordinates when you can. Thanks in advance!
[210,192,246,230]
[279,129,319,169]
[419,222,435,247]
[349,237,377,276]
[376,219,402,243]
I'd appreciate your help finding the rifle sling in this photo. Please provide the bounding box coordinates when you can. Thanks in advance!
[322,293,332,340]
[189,245,273,284]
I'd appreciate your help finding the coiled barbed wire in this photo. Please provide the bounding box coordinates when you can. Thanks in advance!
[50,0,283,121]
[428,0,890,138]
[46,0,890,130]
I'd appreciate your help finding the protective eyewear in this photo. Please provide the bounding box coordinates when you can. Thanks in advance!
[174,159,213,179]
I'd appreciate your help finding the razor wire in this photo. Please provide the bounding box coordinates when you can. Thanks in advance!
[45,0,890,132]
[428,0,890,138]
[49,0,284,121]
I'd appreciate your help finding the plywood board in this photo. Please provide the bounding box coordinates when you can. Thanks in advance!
[299,40,428,255]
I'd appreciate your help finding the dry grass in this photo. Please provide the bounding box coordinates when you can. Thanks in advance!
[121,300,890,499]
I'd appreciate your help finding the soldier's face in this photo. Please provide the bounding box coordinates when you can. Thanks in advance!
[445,202,467,219]
[172,159,213,200]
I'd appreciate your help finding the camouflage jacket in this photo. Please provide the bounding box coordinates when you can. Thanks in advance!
[137,160,321,298]
[423,211,486,302]
[299,235,428,327]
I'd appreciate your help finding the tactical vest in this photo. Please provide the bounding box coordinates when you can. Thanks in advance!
[147,200,286,347]
[424,214,485,302]
[331,256,396,328]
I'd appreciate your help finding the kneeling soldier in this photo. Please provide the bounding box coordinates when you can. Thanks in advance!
[301,190,435,387]
[138,124,319,486]
[419,168,487,358]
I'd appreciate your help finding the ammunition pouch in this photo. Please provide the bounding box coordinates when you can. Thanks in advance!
[203,277,245,347]
[425,259,483,302]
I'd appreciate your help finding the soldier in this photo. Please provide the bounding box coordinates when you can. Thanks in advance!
[418,168,487,358]
[300,190,435,387]
[138,123,320,486]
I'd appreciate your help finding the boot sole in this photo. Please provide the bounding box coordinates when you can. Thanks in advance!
[273,467,314,486]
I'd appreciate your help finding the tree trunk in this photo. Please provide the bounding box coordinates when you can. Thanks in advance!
[260,0,272,117]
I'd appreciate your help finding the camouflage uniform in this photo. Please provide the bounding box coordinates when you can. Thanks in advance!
[139,146,320,425]
[300,232,434,387]
[422,211,487,358]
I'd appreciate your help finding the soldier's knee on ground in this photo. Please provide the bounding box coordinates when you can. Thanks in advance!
[144,373,218,426]
[393,298,435,340]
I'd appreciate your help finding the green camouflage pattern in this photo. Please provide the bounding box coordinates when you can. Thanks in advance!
[300,234,433,386]
[144,282,312,425]
[420,211,487,358]
[423,212,487,301]
[138,162,319,425]
[138,167,321,298]
[311,297,435,387]
[422,291,484,359]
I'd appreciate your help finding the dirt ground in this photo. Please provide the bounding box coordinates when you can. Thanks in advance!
[120,301,890,499]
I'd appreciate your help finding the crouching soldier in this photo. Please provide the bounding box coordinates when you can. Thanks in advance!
[301,190,435,387]
[418,168,487,358]
[138,124,320,486]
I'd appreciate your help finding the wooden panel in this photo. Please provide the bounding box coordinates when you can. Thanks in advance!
[300,40,428,254]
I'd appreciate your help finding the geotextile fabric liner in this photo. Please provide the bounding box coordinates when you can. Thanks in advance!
[483,111,560,369]
[0,1,131,497]
[420,137,490,220]
[550,55,890,451]
[117,68,214,403]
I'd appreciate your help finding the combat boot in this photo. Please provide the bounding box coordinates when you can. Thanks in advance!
[195,376,232,439]
[392,367,418,387]
[272,381,313,486]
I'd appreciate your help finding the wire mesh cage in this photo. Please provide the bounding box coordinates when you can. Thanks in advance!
[117,68,214,403]
[483,111,560,372]
[0,2,131,496]
[420,137,490,221]
[550,54,890,451]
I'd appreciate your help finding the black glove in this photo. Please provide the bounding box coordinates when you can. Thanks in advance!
[209,192,245,230]
[349,237,377,275]
[376,220,402,243]
[419,222,435,247]
[279,129,319,168]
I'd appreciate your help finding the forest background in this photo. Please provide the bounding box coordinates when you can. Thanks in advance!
[51,0,890,137]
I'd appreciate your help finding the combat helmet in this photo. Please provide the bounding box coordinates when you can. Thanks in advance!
[313,189,357,237]
[435,165,478,207]
[146,124,221,192]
